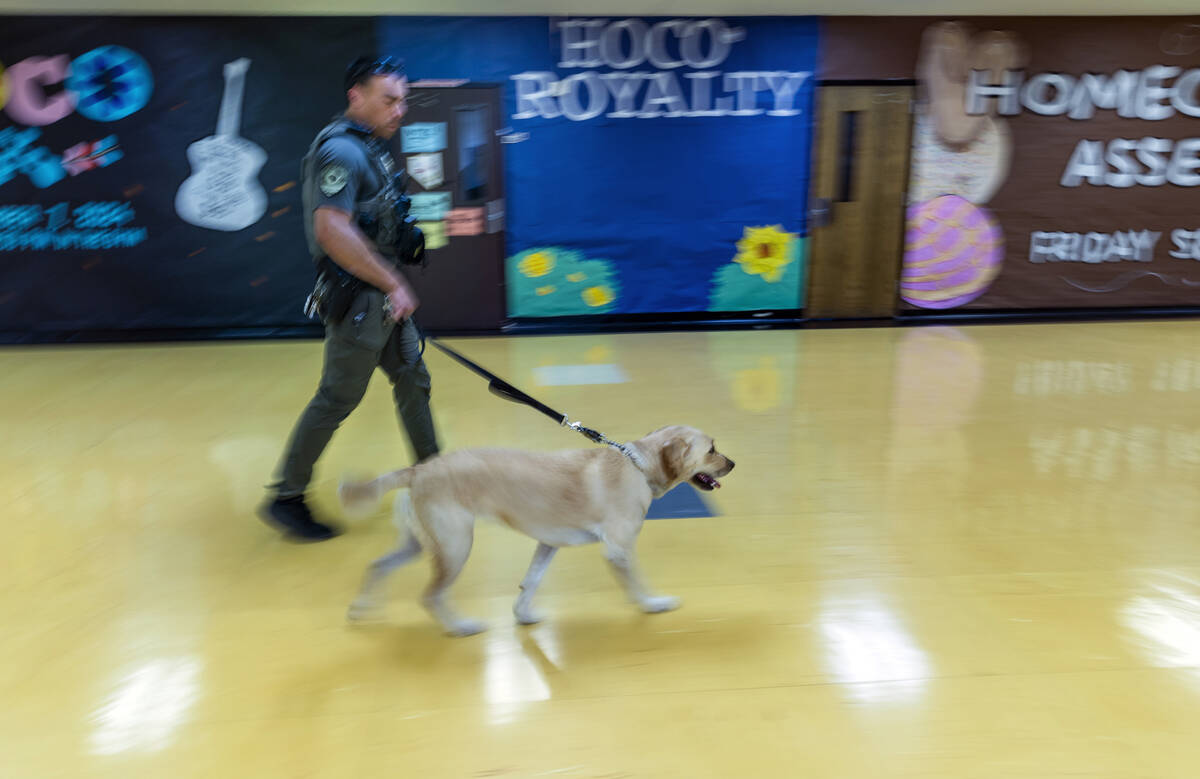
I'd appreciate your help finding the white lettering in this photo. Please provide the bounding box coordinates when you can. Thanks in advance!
[1137,65,1182,120]
[1030,231,1057,263]
[1061,137,1200,188]
[1169,228,1200,260]
[685,71,722,116]
[639,72,689,118]
[1104,138,1139,187]
[970,65,1200,120]
[724,72,764,116]
[647,20,685,69]
[966,68,1023,115]
[1030,230,1161,263]
[560,72,607,121]
[512,72,560,119]
[1023,72,1074,116]
[557,20,605,68]
[601,72,648,118]
[600,19,648,69]
[559,18,738,71]
[1068,71,1137,119]
[1130,230,1163,259]
[511,15,806,125]
[1171,68,1200,118]
[1136,137,1172,186]
[1061,139,1106,186]
[1167,138,1200,186]
[680,19,732,69]
[763,71,811,116]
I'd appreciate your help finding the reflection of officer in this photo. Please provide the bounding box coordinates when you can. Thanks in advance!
[260,56,438,542]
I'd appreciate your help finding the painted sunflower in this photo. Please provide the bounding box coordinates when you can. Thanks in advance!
[734,225,795,283]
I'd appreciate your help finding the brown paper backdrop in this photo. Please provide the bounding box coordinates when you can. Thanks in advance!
[823,16,1200,310]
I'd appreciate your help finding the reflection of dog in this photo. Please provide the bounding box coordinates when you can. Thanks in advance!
[339,426,735,636]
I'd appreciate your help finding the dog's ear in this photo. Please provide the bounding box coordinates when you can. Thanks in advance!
[659,437,690,483]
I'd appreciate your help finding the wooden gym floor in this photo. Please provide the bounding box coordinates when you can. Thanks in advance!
[3,320,1200,777]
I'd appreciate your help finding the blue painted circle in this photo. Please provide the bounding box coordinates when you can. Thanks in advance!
[67,45,153,122]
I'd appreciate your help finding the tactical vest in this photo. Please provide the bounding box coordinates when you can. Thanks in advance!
[301,116,411,264]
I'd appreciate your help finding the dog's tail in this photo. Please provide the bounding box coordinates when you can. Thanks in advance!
[338,468,416,516]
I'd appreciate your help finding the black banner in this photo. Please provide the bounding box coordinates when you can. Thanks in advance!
[0,16,377,337]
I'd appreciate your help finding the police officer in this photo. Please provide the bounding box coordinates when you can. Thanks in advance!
[260,56,439,541]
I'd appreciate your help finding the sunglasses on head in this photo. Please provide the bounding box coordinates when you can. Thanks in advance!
[344,56,405,90]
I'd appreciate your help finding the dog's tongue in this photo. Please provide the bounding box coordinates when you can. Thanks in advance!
[695,473,721,489]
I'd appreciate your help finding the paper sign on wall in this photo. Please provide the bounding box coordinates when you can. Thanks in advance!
[407,152,444,189]
[446,207,486,236]
[409,192,452,221]
[418,220,448,250]
[401,122,446,153]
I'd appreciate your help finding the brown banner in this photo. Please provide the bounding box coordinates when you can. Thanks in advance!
[828,17,1200,311]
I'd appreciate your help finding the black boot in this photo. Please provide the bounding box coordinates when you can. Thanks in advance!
[257,495,341,541]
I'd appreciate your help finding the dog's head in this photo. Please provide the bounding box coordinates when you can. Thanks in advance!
[637,425,735,496]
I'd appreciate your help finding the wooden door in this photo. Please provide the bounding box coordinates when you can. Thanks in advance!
[806,85,914,319]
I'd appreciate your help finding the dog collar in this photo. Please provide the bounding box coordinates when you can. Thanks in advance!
[612,442,649,472]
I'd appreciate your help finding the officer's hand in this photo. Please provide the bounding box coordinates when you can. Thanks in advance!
[386,284,419,321]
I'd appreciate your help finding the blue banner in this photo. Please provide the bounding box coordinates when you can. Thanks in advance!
[381,16,818,316]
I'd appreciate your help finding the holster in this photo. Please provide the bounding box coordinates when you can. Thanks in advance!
[307,257,368,325]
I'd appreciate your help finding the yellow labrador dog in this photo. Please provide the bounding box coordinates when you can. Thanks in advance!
[338,425,734,636]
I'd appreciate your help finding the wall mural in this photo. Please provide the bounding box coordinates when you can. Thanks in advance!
[175,58,269,233]
[0,16,378,335]
[381,16,819,318]
[4,15,1198,337]
[903,18,1200,311]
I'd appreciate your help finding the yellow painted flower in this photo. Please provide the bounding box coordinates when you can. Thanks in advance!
[567,272,587,283]
[734,225,794,283]
[519,252,554,278]
[536,285,556,296]
[582,285,614,307]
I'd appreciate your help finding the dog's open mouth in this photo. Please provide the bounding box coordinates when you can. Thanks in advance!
[692,473,721,491]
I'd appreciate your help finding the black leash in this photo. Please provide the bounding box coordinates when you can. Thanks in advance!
[425,337,611,446]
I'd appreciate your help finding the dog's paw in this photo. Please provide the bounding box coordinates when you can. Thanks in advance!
[346,598,382,622]
[446,618,488,637]
[640,595,681,614]
[642,596,680,613]
[514,608,545,626]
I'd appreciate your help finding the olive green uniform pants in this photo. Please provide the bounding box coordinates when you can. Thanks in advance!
[269,288,439,498]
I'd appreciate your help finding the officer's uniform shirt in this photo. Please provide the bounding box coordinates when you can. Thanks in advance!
[301,118,395,262]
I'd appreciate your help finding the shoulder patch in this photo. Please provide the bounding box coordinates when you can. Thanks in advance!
[319,164,350,197]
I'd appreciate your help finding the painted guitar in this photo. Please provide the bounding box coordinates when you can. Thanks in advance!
[175,58,268,232]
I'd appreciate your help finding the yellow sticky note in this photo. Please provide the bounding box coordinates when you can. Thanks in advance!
[419,221,448,250]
